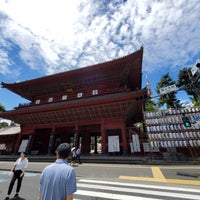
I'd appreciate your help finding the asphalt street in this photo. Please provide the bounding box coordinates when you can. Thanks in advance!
[0,161,200,200]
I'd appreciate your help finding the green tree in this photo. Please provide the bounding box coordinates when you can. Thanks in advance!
[156,73,180,109]
[190,97,200,107]
[0,103,7,128]
[144,98,157,112]
[177,68,200,101]
[0,122,8,128]
[0,103,5,112]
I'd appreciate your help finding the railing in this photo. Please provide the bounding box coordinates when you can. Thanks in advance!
[18,87,131,109]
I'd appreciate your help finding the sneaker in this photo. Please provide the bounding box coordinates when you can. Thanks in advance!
[14,193,19,198]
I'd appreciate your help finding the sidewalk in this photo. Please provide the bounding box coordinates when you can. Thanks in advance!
[0,154,199,173]
[0,161,49,173]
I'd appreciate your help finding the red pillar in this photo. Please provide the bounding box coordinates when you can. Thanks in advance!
[101,119,106,154]
[81,132,90,154]
[121,121,128,154]
[14,133,22,153]
[73,123,79,148]
[48,127,55,154]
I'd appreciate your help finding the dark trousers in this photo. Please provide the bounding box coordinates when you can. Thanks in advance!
[76,155,81,164]
[7,170,24,195]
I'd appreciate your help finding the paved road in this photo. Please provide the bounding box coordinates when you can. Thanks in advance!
[0,161,200,200]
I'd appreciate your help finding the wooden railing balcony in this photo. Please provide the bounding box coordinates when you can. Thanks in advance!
[17,87,131,109]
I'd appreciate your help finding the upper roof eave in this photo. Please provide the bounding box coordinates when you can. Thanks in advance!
[1,47,143,100]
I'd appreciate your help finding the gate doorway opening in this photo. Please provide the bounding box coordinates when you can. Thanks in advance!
[32,128,51,154]
[90,135,102,154]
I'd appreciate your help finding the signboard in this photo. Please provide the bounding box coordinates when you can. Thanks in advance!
[193,115,200,121]
[191,65,199,76]
[0,144,6,150]
[131,134,141,152]
[159,84,176,95]
[193,115,200,125]
[191,60,200,76]
[18,139,29,153]
[108,136,120,152]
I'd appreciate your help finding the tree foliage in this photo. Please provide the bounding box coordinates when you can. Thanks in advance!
[145,98,157,112]
[0,103,5,112]
[156,73,181,109]
[190,98,200,107]
[177,68,200,101]
[0,103,7,128]
[0,122,8,128]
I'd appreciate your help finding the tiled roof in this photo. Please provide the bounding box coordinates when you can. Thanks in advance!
[1,48,143,101]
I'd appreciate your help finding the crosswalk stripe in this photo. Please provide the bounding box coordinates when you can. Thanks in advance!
[75,179,200,200]
[75,189,160,200]
[0,178,8,183]
[79,179,200,193]
[77,182,200,200]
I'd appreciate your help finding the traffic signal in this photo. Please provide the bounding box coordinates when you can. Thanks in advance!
[181,116,191,127]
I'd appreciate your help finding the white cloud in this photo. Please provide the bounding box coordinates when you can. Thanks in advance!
[0,38,20,77]
[0,49,12,75]
[0,0,199,78]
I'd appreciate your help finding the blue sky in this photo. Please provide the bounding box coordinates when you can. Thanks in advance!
[0,0,200,110]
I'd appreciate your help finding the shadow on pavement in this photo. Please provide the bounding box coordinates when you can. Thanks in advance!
[10,197,26,200]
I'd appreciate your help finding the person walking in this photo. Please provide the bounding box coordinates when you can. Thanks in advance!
[38,143,77,200]
[76,147,81,164]
[70,147,76,166]
[4,152,29,200]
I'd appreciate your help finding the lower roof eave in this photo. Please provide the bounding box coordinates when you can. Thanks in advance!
[0,89,147,125]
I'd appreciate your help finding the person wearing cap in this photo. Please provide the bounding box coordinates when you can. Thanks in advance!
[38,143,77,200]
[4,152,29,200]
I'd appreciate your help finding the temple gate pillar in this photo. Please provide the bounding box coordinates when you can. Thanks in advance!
[101,119,106,154]
[28,132,35,153]
[48,127,55,155]
[81,132,90,154]
[73,123,79,148]
[50,126,56,153]
[121,121,128,154]
[14,133,22,154]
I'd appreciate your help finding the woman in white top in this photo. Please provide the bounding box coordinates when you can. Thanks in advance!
[4,152,28,200]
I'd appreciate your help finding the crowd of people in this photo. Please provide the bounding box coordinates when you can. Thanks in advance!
[4,143,81,200]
